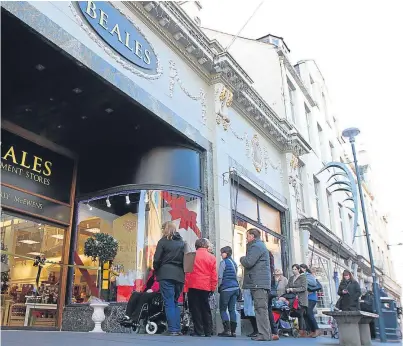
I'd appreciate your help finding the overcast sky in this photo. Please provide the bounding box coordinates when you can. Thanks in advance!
[200,0,403,286]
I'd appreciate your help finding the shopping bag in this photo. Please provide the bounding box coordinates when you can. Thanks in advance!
[117,286,134,302]
[183,241,196,273]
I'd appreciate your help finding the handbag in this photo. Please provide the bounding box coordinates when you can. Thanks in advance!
[183,241,196,273]
[308,279,323,292]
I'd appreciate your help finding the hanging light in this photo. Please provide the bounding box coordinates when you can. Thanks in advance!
[125,195,131,205]
[87,203,93,211]
[106,197,111,208]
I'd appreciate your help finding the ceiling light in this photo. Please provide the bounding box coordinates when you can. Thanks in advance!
[125,195,131,205]
[105,108,114,113]
[18,240,40,245]
[81,116,87,120]
[57,125,62,129]
[51,235,64,240]
[72,88,82,94]
[86,228,100,234]
[49,97,54,101]
[27,252,43,256]
[25,108,32,112]
[87,203,93,211]
[35,64,46,71]
[106,197,111,208]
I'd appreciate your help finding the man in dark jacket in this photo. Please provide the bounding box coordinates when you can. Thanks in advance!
[153,222,185,336]
[240,228,273,341]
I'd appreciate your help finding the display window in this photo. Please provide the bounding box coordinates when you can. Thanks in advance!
[72,189,202,303]
[0,212,65,327]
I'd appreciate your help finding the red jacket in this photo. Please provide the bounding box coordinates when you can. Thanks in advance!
[185,248,218,292]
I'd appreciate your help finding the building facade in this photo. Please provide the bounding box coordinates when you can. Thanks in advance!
[0,1,309,331]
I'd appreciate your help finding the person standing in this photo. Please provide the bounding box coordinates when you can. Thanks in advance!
[186,238,218,337]
[240,228,275,341]
[286,264,308,337]
[300,264,320,338]
[153,222,185,336]
[217,246,239,337]
[337,270,361,311]
[273,269,288,297]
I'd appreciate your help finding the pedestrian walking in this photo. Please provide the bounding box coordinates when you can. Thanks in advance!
[300,264,321,338]
[217,246,240,337]
[240,228,275,341]
[186,238,218,337]
[153,221,185,336]
[286,264,308,337]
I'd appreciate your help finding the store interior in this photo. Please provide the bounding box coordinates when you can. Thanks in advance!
[1,10,202,327]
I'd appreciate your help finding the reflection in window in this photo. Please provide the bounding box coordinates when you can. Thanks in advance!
[72,190,202,303]
[0,213,64,327]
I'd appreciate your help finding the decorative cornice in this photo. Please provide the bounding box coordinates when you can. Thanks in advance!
[277,49,316,107]
[128,2,311,157]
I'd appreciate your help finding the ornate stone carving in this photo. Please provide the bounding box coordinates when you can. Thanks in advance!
[251,135,263,173]
[288,154,302,216]
[168,60,207,122]
[214,84,233,130]
[69,2,163,80]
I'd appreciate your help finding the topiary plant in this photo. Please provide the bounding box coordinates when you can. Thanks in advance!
[84,233,118,262]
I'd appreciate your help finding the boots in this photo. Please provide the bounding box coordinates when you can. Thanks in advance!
[247,317,259,337]
[230,321,237,337]
[218,321,231,337]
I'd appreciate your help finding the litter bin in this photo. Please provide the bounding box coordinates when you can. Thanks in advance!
[375,297,401,341]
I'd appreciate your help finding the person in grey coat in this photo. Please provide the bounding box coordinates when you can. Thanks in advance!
[240,228,274,341]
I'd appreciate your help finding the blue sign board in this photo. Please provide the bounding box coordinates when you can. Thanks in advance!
[77,1,158,73]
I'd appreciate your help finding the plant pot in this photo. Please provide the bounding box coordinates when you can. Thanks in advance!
[89,302,109,333]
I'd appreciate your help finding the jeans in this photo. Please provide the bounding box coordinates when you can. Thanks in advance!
[159,279,183,333]
[219,290,239,322]
[305,300,318,332]
[188,288,213,336]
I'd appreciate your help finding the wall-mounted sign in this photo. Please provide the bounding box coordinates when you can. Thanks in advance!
[77,1,159,74]
[1,129,75,205]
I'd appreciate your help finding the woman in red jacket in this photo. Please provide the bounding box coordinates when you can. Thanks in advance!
[185,238,218,337]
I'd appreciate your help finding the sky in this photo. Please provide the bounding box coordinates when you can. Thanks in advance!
[199,0,403,287]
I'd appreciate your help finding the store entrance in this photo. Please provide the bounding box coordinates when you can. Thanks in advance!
[0,211,66,328]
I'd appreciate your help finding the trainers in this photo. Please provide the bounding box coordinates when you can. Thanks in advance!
[272,335,280,341]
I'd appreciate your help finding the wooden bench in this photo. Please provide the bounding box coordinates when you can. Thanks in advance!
[323,311,378,346]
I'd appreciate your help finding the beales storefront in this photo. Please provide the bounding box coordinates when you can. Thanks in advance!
[1,1,213,331]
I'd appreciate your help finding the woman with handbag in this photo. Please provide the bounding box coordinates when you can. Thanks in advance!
[185,238,218,337]
[217,246,240,337]
[337,270,361,311]
[286,264,308,337]
[300,264,321,338]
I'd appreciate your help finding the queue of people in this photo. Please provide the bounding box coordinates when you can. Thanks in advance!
[123,221,370,340]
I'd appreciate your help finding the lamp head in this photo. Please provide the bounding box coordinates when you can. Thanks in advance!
[342,127,361,140]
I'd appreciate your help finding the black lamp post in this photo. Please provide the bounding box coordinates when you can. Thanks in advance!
[342,127,386,343]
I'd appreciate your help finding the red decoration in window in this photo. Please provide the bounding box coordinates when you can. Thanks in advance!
[162,192,201,238]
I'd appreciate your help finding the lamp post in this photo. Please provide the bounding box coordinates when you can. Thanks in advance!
[342,127,386,343]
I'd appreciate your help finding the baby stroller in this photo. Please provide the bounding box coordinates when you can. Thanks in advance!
[272,301,299,338]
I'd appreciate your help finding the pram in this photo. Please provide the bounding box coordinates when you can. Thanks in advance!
[120,292,191,335]
[272,302,299,337]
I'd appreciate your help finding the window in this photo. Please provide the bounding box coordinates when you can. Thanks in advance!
[317,123,326,160]
[287,79,296,123]
[73,190,202,303]
[329,142,335,162]
[348,214,353,243]
[314,176,321,221]
[322,92,330,124]
[305,104,312,142]
[297,162,306,213]
[338,203,345,241]
[326,190,334,231]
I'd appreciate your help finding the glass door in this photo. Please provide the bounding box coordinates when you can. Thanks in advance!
[0,211,66,328]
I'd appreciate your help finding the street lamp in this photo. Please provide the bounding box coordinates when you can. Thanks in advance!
[342,127,387,343]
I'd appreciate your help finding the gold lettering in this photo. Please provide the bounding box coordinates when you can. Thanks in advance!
[98,10,108,30]
[32,156,43,173]
[20,151,31,169]
[109,23,123,42]
[43,161,52,176]
[85,0,97,19]
[124,32,133,51]
[144,49,151,64]
[135,41,142,58]
[2,146,18,164]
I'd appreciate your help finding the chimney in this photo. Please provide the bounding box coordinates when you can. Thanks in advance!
[178,1,202,26]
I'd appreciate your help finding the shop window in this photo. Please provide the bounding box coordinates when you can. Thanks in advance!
[72,190,201,303]
[234,187,258,221]
[259,202,281,234]
[0,212,65,327]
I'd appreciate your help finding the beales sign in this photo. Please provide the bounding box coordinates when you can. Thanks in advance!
[77,1,159,74]
[1,130,74,224]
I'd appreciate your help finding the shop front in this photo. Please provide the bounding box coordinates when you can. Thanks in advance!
[1,1,211,331]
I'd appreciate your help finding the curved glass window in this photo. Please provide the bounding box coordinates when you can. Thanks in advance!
[72,189,202,303]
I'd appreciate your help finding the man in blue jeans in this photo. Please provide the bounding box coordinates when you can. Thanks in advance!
[153,222,185,336]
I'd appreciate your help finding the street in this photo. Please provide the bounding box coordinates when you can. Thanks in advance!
[0,331,386,346]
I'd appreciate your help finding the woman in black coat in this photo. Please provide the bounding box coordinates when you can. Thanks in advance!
[337,270,362,311]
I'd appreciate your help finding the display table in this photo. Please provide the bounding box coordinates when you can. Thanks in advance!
[24,303,57,326]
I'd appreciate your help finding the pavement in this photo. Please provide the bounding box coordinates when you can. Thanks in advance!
[0,331,391,346]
